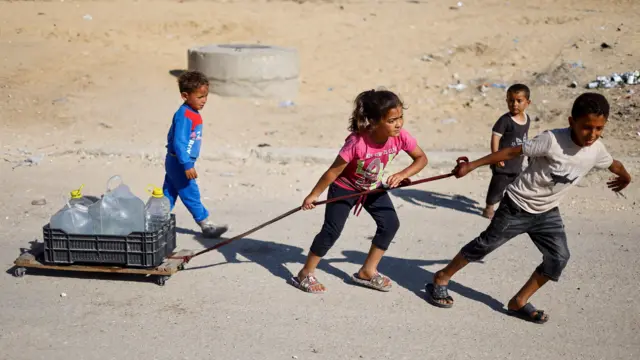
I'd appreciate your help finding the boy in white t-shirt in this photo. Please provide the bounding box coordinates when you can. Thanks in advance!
[425,93,631,324]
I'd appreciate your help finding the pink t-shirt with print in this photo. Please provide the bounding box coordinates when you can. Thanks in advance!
[334,129,417,191]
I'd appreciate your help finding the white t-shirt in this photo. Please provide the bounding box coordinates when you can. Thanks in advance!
[506,128,613,214]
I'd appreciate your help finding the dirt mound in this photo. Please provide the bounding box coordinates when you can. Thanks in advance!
[533,62,586,86]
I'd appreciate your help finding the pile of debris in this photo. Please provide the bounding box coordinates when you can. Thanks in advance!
[587,70,639,89]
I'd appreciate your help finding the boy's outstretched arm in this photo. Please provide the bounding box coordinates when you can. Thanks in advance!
[302,156,349,210]
[454,146,523,178]
[607,160,631,192]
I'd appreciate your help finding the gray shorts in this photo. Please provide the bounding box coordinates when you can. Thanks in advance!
[461,194,570,281]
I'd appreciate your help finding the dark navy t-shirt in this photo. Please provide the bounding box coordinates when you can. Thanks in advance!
[492,112,530,174]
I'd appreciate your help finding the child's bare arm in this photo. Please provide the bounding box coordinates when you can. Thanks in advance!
[454,146,523,177]
[607,159,631,193]
[490,134,501,153]
[302,156,349,210]
[491,133,505,167]
[310,157,348,196]
[387,145,428,188]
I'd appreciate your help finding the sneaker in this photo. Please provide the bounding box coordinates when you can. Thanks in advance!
[198,218,229,239]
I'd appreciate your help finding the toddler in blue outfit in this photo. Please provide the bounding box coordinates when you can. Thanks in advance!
[163,70,228,238]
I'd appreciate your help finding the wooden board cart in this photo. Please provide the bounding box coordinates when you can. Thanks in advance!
[12,243,194,286]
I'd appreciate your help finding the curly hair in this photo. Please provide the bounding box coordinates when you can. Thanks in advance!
[178,71,209,94]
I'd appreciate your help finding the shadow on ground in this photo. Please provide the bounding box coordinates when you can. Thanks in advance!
[178,227,505,313]
[392,189,483,216]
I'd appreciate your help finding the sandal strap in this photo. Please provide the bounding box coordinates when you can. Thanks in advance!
[300,274,319,289]
[370,273,389,287]
[521,303,546,320]
[533,312,545,320]
[521,303,537,315]
[432,284,450,300]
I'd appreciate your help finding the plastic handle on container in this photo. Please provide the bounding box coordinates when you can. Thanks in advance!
[106,175,123,193]
[62,194,71,209]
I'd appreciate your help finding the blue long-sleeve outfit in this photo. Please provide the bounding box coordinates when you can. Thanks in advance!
[163,104,209,222]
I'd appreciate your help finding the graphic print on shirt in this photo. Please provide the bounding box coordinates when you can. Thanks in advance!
[355,153,396,190]
[511,133,528,147]
[188,130,202,155]
[550,173,577,186]
[185,109,203,156]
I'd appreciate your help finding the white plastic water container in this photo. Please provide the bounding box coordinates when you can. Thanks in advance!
[144,186,171,232]
[89,176,145,236]
[50,204,93,234]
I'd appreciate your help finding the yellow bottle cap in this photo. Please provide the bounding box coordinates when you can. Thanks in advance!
[148,185,164,198]
[70,185,85,199]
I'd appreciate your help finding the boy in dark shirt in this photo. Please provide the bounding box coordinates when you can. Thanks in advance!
[483,84,531,219]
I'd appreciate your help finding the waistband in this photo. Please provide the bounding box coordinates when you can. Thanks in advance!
[167,153,197,161]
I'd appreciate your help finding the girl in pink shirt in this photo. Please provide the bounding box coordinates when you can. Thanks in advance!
[291,89,429,294]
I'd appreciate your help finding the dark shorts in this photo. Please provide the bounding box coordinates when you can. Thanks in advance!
[461,194,570,281]
[486,172,518,205]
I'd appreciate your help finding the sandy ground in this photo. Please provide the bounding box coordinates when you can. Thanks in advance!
[1,0,639,359]
[1,0,639,156]
[0,156,639,360]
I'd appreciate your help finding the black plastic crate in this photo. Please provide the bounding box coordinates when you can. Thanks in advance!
[43,214,177,268]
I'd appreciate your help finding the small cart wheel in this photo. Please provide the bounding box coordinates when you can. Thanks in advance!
[13,267,26,278]
[178,264,185,271]
[156,276,169,286]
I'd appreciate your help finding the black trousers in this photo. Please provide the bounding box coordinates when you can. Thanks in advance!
[310,183,400,257]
